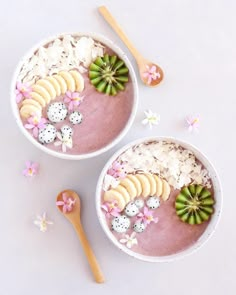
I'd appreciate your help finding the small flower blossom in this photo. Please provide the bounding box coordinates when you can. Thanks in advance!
[107,161,126,179]
[34,212,53,232]
[54,132,73,153]
[24,114,47,137]
[143,65,160,85]
[56,193,76,213]
[185,115,200,133]
[103,174,120,191]
[15,81,32,103]
[142,110,160,129]
[64,91,84,111]
[137,206,158,226]
[120,232,138,249]
[101,201,121,218]
[23,161,39,178]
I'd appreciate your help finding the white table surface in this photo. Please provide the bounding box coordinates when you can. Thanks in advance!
[1,0,235,294]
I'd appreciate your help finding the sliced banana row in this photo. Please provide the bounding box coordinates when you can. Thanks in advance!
[19,70,84,119]
[104,173,171,210]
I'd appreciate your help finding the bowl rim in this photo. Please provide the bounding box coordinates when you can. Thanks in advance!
[10,32,139,160]
[95,136,223,262]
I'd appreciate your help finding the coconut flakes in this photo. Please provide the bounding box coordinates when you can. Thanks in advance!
[18,35,104,83]
[117,141,212,190]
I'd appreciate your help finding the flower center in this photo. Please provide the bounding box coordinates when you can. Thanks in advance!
[192,118,199,125]
[33,117,39,124]
[73,96,81,102]
[28,168,33,175]
[147,215,153,221]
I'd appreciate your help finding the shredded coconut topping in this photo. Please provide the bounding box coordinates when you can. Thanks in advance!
[18,35,104,85]
[116,141,211,189]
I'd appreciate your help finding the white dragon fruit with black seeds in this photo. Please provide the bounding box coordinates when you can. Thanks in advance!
[69,111,83,125]
[111,215,130,233]
[134,199,144,209]
[38,123,57,144]
[47,102,68,123]
[133,219,146,233]
[125,202,139,217]
[61,125,73,137]
[146,196,160,210]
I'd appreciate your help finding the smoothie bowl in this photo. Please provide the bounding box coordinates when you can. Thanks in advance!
[11,33,138,159]
[96,137,222,262]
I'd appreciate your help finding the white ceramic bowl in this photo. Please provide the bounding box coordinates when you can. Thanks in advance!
[96,136,223,262]
[10,32,138,160]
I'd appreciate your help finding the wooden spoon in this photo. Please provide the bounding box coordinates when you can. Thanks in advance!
[56,189,105,283]
[98,6,164,87]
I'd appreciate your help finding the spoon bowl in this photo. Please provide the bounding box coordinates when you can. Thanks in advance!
[56,189,105,283]
[138,59,164,87]
[56,190,81,221]
[99,6,164,87]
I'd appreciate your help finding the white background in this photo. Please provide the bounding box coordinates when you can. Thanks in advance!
[1,0,235,294]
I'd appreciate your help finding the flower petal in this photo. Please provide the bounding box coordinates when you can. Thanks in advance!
[120,239,128,244]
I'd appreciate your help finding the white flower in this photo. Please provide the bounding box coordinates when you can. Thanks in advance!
[120,232,138,249]
[54,132,73,153]
[142,110,160,129]
[103,174,120,191]
[34,212,53,232]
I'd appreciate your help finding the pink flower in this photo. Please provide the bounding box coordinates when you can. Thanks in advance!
[24,114,47,138]
[137,207,158,226]
[23,161,39,178]
[186,115,200,133]
[101,201,121,218]
[143,65,160,85]
[107,161,126,179]
[56,193,76,213]
[64,91,84,111]
[15,81,32,103]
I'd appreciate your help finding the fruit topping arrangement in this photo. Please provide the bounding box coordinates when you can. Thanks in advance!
[175,184,215,225]
[15,35,130,153]
[104,173,170,211]
[89,54,129,95]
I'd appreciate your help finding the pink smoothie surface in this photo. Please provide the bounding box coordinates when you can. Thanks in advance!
[21,73,134,155]
[102,190,210,256]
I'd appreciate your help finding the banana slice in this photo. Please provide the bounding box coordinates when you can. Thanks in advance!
[136,174,151,198]
[22,98,42,111]
[120,178,137,200]
[104,190,126,210]
[30,92,46,107]
[58,71,76,92]
[162,179,171,201]
[127,174,142,196]
[36,79,57,99]
[32,84,51,104]
[145,174,157,196]
[20,105,41,118]
[153,175,163,197]
[70,70,85,92]
[53,75,68,94]
[45,76,61,96]
[114,185,131,203]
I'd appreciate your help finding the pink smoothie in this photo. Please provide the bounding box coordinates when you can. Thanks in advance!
[104,190,210,256]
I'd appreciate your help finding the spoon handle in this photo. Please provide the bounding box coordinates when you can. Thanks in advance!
[74,220,105,283]
[98,6,142,61]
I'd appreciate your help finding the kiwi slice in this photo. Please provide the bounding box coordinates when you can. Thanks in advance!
[89,54,129,95]
[175,184,215,225]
